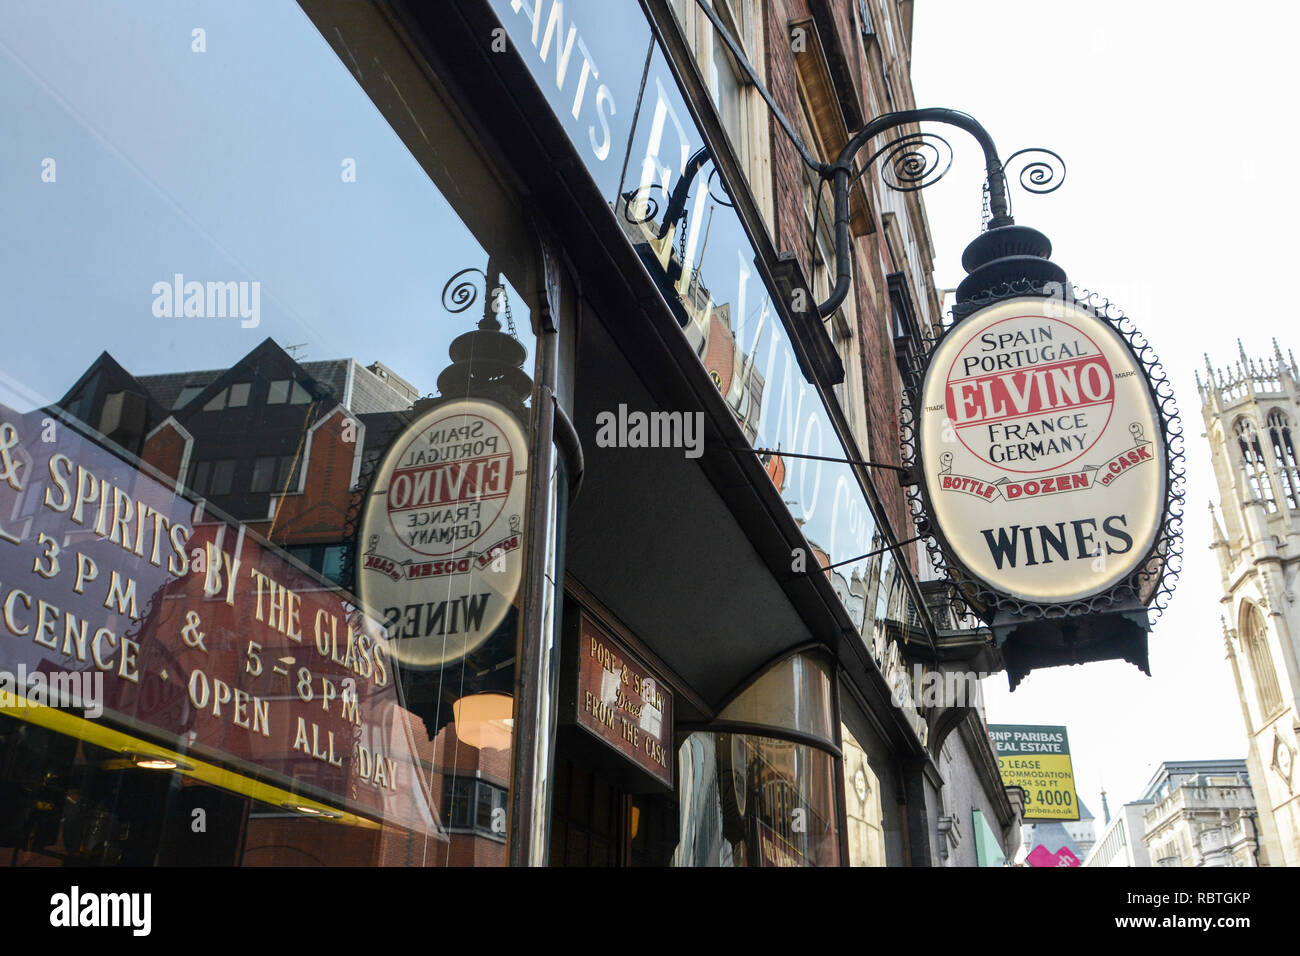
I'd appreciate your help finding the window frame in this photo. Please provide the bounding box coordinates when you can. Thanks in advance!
[667,0,773,225]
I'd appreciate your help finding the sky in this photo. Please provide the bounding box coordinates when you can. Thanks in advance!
[910,1,1300,822]
[0,0,535,415]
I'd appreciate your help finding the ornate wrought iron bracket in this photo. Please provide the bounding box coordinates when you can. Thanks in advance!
[816,110,1064,318]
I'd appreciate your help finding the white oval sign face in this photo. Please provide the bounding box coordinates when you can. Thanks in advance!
[358,398,527,668]
[919,297,1164,603]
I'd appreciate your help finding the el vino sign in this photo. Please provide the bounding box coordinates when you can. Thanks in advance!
[358,398,528,668]
[919,295,1166,605]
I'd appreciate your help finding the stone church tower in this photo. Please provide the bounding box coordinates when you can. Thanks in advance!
[1199,341,1300,866]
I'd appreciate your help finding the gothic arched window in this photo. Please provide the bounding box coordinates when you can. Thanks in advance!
[1235,418,1278,513]
[1241,602,1284,718]
[1267,409,1300,510]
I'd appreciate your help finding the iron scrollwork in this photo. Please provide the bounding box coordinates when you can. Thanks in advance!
[441,265,517,338]
[984,148,1067,225]
[856,130,954,193]
[1003,147,1067,195]
[442,267,486,314]
[620,146,732,239]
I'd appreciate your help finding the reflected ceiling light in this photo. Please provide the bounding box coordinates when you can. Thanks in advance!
[7,701,380,829]
[281,803,343,819]
[452,693,514,751]
[126,753,194,771]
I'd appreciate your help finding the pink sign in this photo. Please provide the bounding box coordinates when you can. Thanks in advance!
[1026,844,1081,867]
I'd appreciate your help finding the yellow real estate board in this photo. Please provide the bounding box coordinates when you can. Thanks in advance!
[987,724,1079,821]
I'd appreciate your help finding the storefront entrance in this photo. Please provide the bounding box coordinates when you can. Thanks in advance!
[548,752,676,867]
[546,595,679,867]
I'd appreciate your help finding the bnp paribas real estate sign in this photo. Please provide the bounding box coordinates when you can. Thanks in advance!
[988,724,1079,821]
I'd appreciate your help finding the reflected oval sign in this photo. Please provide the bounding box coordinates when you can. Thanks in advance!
[358,398,527,668]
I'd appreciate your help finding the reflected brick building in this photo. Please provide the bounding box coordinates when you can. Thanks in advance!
[43,337,514,866]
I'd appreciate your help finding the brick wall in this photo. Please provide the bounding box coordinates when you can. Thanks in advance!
[141,420,189,484]
[256,409,359,545]
[854,239,910,546]
[766,0,813,283]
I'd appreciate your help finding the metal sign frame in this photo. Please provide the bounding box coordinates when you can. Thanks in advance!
[901,280,1184,628]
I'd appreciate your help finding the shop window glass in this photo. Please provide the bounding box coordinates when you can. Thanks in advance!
[841,721,886,866]
[489,0,898,653]
[444,777,507,840]
[0,1,539,868]
[285,544,348,589]
[446,778,473,829]
[249,455,299,494]
[839,682,902,865]
[674,732,839,867]
[190,460,212,496]
[718,652,835,744]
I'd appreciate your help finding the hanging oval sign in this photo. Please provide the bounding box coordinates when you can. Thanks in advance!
[358,398,528,668]
[919,295,1165,604]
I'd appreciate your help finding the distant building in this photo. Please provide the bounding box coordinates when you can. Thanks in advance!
[58,337,420,551]
[1015,798,1093,867]
[1065,797,1096,859]
[1084,801,1154,868]
[1138,760,1261,867]
[1015,821,1083,867]
[1199,343,1300,866]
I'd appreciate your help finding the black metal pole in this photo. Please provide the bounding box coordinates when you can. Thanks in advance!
[726,445,909,473]
[806,533,926,575]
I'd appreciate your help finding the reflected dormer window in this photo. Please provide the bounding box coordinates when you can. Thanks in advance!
[172,385,204,409]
